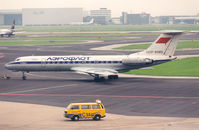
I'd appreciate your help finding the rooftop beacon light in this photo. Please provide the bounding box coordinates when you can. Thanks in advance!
[96,99,101,104]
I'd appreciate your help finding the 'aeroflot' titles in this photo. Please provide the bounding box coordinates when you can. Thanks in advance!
[46,57,91,61]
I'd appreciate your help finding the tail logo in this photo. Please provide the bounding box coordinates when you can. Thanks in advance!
[156,37,171,44]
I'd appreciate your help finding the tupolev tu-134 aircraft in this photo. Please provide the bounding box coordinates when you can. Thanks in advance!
[5,31,188,81]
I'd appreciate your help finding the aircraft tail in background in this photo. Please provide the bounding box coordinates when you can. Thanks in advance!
[11,20,15,30]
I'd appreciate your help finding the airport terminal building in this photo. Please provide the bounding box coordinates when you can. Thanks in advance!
[0,8,83,26]
[121,12,151,25]
[0,9,22,25]
[0,8,199,25]
[90,8,111,25]
[22,8,83,26]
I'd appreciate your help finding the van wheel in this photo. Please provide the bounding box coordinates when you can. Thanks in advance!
[72,115,79,121]
[93,115,101,120]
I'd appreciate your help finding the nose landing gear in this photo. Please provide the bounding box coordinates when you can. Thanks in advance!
[22,72,27,80]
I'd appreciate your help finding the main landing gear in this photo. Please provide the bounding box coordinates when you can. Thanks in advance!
[92,74,119,82]
[94,75,105,82]
[108,75,118,80]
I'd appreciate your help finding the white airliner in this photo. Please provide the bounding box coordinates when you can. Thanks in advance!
[5,31,184,81]
[0,20,15,37]
[70,19,94,25]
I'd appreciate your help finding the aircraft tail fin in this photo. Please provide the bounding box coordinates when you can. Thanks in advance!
[139,31,184,57]
[89,18,94,24]
[11,20,15,30]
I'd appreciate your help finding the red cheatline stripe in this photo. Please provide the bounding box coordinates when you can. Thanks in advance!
[156,37,171,44]
[0,93,199,99]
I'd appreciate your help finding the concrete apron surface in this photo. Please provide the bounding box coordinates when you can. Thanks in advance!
[0,101,199,130]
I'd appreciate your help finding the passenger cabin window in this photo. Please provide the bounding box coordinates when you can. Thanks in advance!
[92,105,101,109]
[81,105,91,109]
[71,105,79,110]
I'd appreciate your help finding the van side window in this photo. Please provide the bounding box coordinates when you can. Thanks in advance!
[92,105,101,109]
[81,105,91,109]
[71,105,79,109]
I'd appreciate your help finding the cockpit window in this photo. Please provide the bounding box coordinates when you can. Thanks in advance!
[15,58,20,61]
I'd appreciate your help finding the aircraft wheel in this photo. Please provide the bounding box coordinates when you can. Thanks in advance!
[94,77,99,81]
[100,77,105,81]
[114,75,118,79]
[94,77,105,82]
[108,75,113,79]
[22,76,26,80]
[108,75,118,80]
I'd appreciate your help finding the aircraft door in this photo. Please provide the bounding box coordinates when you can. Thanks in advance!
[41,58,46,68]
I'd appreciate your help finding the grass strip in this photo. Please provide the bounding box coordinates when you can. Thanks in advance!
[115,41,199,50]
[0,40,83,46]
[125,57,199,77]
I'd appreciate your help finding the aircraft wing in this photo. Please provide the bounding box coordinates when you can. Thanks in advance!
[71,67,118,76]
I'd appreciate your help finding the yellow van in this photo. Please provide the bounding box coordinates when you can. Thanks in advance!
[64,100,105,121]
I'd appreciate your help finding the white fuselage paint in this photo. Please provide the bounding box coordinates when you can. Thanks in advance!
[5,55,129,72]
[5,54,174,73]
[0,29,13,35]
[5,31,185,79]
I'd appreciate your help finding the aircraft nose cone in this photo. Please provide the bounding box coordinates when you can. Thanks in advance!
[5,63,11,70]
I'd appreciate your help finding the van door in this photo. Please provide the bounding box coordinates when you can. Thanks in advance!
[70,105,81,117]
[81,105,92,119]
[91,104,102,118]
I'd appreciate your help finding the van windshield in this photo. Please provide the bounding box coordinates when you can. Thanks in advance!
[66,104,72,109]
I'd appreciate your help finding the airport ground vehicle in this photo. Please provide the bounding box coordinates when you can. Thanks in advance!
[64,100,105,121]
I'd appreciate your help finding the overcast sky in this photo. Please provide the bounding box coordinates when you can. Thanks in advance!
[1,0,199,17]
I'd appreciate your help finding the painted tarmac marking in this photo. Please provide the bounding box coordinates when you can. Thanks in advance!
[3,84,77,94]
[1,93,199,99]
[26,73,86,80]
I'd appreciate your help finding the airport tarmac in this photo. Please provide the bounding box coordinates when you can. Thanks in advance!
[1,101,199,130]
[1,33,199,129]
